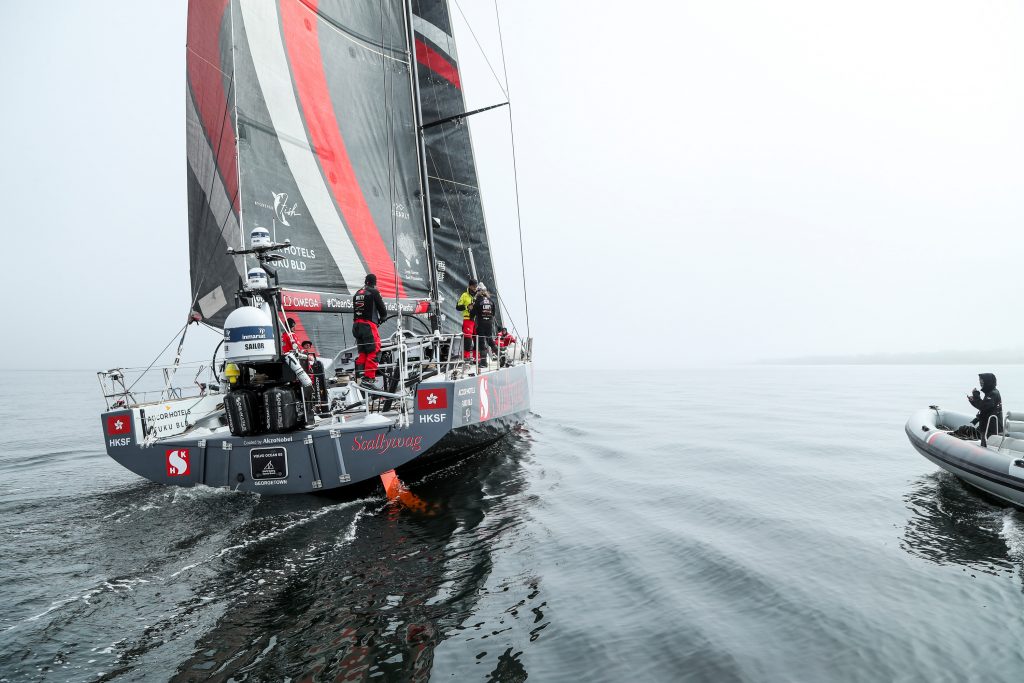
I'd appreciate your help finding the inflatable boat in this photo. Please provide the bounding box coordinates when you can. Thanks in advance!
[905,408,1024,506]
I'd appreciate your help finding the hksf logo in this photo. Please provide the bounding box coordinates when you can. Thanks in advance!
[166,449,190,477]
[417,388,448,411]
[106,414,131,435]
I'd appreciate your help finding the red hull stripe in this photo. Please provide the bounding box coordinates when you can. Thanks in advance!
[280,0,405,298]
[186,0,239,212]
[414,38,461,90]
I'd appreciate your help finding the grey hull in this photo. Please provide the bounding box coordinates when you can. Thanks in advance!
[101,363,532,495]
[905,407,1024,507]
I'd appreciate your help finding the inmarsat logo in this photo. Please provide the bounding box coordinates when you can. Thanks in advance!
[254,192,301,226]
[166,449,190,477]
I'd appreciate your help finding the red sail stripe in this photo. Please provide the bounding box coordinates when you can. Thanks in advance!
[280,0,405,299]
[186,0,239,212]
[414,38,461,90]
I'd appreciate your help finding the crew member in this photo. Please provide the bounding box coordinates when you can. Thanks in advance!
[300,339,318,356]
[352,273,388,389]
[496,326,516,367]
[968,372,1004,446]
[471,285,498,368]
[300,349,327,410]
[496,327,516,349]
[456,278,478,361]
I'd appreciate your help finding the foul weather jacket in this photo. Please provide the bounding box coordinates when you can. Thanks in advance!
[456,290,475,320]
[969,372,1004,437]
[353,285,388,325]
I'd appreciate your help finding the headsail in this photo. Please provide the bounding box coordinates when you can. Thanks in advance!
[412,0,503,334]
[187,0,243,328]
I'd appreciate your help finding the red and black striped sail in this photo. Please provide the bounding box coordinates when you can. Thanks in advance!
[412,0,502,334]
[187,0,432,353]
[187,0,243,328]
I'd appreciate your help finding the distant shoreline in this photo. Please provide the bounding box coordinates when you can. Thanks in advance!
[757,351,1024,365]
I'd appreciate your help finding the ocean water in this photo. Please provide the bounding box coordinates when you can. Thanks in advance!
[4,366,1024,682]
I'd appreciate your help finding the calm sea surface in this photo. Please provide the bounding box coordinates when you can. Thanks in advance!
[4,366,1024,682]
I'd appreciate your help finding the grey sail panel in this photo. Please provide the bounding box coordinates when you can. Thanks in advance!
[412,0,501,334]
[186,0,244,329]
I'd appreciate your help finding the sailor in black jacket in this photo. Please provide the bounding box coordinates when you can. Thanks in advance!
[470,285,499,367]
[968,372,1003,446]
[352,273,388,387]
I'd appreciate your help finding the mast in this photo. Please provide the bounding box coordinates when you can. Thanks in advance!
[401,0,441,333]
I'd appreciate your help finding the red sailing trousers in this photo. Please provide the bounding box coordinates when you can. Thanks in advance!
[462,319,477,361]
[353,320,381,379]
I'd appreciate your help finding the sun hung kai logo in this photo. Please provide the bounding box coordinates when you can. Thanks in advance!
[254,191,301,226]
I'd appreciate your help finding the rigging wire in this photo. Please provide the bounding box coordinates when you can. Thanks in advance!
[379,0,400,309]
[451,0,508,98]
[124,322,191,393]
[493,0,531,339]
[425,147,471,272]
[423,2,478,330]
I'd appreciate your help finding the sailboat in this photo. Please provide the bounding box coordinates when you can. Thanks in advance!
[96,0,533,495]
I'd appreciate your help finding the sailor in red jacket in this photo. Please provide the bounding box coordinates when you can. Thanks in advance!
[352,273,388,389]
[496,327,516,349]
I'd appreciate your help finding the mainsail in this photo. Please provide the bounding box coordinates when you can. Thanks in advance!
[187,0,502,353]
[412,0,502,335]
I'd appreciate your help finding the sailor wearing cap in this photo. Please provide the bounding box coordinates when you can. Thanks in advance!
[456,277,479,361]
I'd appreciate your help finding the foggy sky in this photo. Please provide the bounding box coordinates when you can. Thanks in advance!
[3,1,1023,370]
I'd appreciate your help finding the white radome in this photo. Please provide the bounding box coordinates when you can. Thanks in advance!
[223,305,277,363]
[246,267,269,290]
[250,226,272,248]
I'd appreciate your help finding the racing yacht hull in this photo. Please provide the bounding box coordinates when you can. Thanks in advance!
[101,364,531,495]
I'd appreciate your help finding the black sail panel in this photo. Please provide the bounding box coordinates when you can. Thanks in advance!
[186,0,244,328]
[412,0,501,334]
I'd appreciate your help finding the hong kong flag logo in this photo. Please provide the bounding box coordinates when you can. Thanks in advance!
[166,449,190,477]
[417,388,448,410]
[106,414,131,435]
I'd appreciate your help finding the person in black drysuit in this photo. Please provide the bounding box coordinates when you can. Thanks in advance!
[352,273,388,389]
[300,350,328,411]
[968,372,1003,446]
[470,285,499,368]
